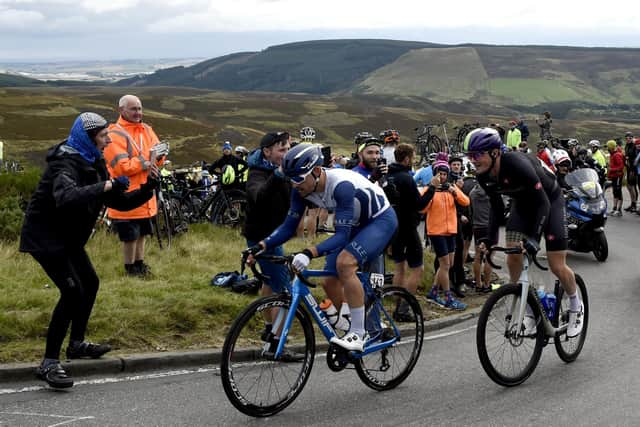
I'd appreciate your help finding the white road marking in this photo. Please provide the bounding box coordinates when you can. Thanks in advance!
[0,411,95,427]
[0,325,477,395]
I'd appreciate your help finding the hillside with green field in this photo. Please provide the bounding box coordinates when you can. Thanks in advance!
[116,39,640,111]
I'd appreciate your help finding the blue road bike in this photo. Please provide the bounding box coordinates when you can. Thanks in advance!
[220,251,424,417]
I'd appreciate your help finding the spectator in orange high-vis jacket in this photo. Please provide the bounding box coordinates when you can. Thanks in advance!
[419,153,470,311]
[104,94,165,277]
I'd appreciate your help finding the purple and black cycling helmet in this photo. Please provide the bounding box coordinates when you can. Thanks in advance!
[463,127,503,153]
[281,143,324,184]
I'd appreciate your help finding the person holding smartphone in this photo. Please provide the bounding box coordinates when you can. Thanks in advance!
[103,95,165,277]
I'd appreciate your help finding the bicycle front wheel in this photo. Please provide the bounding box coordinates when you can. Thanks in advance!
[554,274,589,362]
[355,287,424,391]
[428,135,443,153]
[220,295,315,417]
[476,284,545,386]
[154,200,172,250]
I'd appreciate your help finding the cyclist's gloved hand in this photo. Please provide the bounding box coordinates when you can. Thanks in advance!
[111,176,130,192]
[522,238,540,256]
[292,249,313,272]
[246,243,264,256]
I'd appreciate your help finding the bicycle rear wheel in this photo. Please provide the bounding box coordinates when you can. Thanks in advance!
[220,295,315,417]
[476,284,545,386]
[355,287,424,391]
[211,191,247,227]
[154,200,172,250]
[428,135,443,154]
[554,274,589,362]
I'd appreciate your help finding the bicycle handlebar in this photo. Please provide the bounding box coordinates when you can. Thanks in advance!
[485,245,548,271]
[240,251,317,288]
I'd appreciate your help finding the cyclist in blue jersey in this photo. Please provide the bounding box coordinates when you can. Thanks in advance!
[465,128,583,338]
[247,143,398,352]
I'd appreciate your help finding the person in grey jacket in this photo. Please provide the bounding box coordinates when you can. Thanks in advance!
[469,183,494,293]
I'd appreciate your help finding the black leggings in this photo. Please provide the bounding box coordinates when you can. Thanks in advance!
[611,176,623,200]
[31,249,100,360]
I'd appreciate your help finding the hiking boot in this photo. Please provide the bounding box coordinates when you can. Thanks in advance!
[35,363,74,389]
[125,263,141,277]
[66,341,112,359]
[393,300,416,322]
[426,290,447,308]
[567,303,584,338]
[330,332,365,352]
[523,315,537,336]
[134,261,153,278]
[444,297,467,311]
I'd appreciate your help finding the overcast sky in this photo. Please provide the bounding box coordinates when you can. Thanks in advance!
[1,0,639,62]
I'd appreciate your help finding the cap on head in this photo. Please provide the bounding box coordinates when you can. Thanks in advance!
[358,137,382,153]
[222,141,232,151]
[260,132,289,148]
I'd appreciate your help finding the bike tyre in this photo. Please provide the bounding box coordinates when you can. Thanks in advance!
[355,287,424,391]
[427,135,443,154]
[220,295,315,417]
[154,199,172,250]
[476,283,545,387]
[554,274,589,362]
[592,232,608,262]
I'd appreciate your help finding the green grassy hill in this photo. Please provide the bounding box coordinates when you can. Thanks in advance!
[0,72,45,87]
[117,40,640,111]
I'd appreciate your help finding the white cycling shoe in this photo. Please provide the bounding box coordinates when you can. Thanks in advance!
[523,315,537,336]
[330,332,365,352]
[567,302,584,338]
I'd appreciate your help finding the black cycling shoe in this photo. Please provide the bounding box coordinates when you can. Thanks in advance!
[450,284,466,298]
[66,342,112,359]
[393,300,416,322]
[35,363,74,389]
[262,339,304,362]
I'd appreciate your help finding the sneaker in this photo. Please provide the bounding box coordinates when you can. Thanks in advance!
[330,332,365,352]
[623,204,636,212]
[523,315,537,336]
[35,363,74,389]
[567,303,584,338]
[445,297,467,311]
[614,210,623,217]
[66,342,112,359]
[393,300,416,322]
[426,290,447,308]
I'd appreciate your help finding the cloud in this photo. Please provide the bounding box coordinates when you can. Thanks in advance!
[0,6,43,29]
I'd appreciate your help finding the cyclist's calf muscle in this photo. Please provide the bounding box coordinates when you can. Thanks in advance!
[336,250,365,309]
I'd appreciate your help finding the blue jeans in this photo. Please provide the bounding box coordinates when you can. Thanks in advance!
[246,240,290,293]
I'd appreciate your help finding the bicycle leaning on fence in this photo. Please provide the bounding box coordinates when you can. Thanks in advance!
[220,251,425,417]
[475,245,589,387]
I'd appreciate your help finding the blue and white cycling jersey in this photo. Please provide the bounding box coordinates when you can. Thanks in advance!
[264,168,391,257]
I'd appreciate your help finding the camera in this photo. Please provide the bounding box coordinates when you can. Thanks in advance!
[377,157,387,166]
[440,182,450,191]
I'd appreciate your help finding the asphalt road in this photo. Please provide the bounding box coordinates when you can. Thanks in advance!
[2,209,639,426]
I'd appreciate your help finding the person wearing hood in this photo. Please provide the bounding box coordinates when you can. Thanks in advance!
[20,112,159,389]
[243,132,292,327]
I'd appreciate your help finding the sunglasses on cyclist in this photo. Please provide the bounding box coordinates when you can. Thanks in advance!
[289,170,314,184]
[466,151,487,161]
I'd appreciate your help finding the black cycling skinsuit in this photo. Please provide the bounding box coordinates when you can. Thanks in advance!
[477,151,567,251]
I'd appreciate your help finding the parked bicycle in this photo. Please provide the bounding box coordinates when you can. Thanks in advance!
[476,245,589,387]
[220,251,424,417]
[452,122,480,153]
[414,122,450,165]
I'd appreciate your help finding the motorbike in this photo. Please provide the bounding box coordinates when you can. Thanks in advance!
[564,168,608,261]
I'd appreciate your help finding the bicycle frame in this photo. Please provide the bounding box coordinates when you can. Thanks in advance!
[270,269,399,360]
[508,255,568,338]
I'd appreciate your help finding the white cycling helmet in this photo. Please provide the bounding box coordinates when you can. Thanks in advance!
[234,145,249,155]
[300,126,316,141]
[552,149,571,166]
[588,140,600,148]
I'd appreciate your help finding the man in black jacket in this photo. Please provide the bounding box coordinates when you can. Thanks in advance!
[243,132,291,295]
[20,112,158,389]
[386,143,430,320]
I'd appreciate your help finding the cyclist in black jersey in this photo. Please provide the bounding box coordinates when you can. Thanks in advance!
[465,128,584,338]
